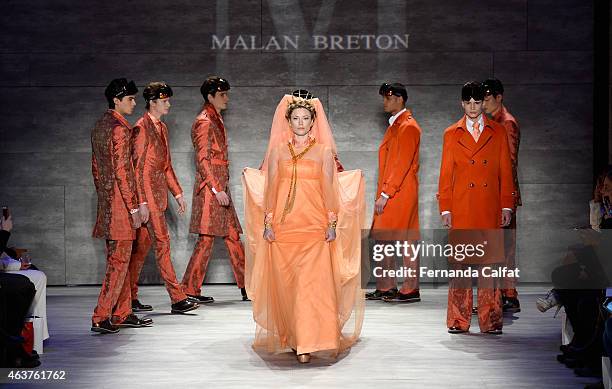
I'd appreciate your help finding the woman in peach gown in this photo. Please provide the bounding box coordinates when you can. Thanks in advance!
[242,95,365,363]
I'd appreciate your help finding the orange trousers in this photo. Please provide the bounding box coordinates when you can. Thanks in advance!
[128,212,187,304]
[92,239,133,324]
[376,251,419,294]
[181,225,245,296]
[501,215,518,299]
[447,264,503,332]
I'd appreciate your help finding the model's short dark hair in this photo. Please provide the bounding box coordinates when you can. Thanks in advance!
[200,76,230,102]
[482,78,504,97]
[461,81,484,102]
[379,82,407,103]
[143,82,173,109]
[104,78,138,109]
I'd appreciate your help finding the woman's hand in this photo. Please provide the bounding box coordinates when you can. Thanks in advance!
[325,228,336,242]
[263,227,276,242]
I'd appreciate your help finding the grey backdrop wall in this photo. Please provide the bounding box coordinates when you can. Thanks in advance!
[0,0,599,285]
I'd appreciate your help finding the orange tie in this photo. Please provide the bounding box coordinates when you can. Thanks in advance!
[472,121,481,141]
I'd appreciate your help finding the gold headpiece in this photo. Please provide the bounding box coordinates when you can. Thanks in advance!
[285,97,317,120]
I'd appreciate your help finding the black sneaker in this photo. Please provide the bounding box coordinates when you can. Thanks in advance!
[187,294,214,304]
[502,297,521,313]
[171,299,200,314]
[132,299,153,312]
[91,319,119,334]
[115,314,153,328]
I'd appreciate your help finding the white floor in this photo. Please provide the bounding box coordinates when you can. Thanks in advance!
[1,285,599,388]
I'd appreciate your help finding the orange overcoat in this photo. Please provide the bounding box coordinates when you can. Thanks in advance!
[189,103,242,236]
[371,110,421,234]
[438,115,516,229]
[132,113,183,212]
[91,110,139,241]
[492,105,521,207]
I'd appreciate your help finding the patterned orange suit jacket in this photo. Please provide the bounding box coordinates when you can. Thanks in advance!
[492,105,521,207]
[132,113,182,213]
[189,103,242,236]
[372,110,421,234]
[438,115,516,229]
[91,110,139,241]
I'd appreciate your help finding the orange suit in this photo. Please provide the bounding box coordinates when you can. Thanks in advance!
[182,103,245,295]
[492,105,521,299]
[438,114,515,332]
[129,113,188,304]
[371,110,421,294]
[91,109,138,324]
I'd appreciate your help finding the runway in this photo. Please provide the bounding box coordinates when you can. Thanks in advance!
[2,285,597,388]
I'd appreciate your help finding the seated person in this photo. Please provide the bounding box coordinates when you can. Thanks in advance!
[0,211,48,356]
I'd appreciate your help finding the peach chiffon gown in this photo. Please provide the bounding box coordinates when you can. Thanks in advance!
[243,142,365,357]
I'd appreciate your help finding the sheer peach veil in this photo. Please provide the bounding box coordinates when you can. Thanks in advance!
[242,94,365,354]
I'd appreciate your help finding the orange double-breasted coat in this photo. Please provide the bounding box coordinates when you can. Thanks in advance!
[132,112,183,210]
[371,110,421,233]
[437,115,515,230]
[189,103,242,236]
[91,110,139,241]
[492,104,521,207]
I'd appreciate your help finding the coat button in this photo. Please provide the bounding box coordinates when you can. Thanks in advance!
[469,183,475,188]
[483,159,488,164]
[470,160,475,164]
[483,183,488,187]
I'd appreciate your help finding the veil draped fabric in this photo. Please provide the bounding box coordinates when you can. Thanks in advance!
[242,95,365,355]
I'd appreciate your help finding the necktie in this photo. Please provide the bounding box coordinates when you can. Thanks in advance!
[472,121,481,141]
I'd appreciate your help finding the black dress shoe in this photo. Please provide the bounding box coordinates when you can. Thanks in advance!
[384,291,421,303]
[484,328,503,335]
[171,299,200,314]
[502,297,521,313]
[132,299,153,312]
[187,294,214,304]
[365,290,384,300]
[381,288,398,299]
[448,326,468,334]
[115,314,153,328]
[91,319,119,334]
[241,287,250,301]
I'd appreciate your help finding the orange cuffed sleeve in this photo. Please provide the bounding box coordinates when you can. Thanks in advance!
[192,119,222,192]
[381,123,419,198]
[438,129,455,213]
[162,124,183,197]
[111,124,138,211]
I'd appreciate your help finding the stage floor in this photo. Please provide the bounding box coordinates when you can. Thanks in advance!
[2,285,599,388]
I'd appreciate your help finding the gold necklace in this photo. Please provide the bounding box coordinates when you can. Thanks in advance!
[281,138,316,222]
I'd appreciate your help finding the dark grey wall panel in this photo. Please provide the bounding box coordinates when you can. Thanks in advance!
[0,0,261,53]
[29,53,297,87]
[0,186,65,284]
[527,0,593,50]
[494,51,593,84]
[295,52,492,86]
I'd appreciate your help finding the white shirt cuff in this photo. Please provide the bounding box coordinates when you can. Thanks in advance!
[139,202,148,205]
[380,192,389,199]
[175,193,183,199]
[441,211,451,215]
[502,208,513,213]
[211,187,218,195]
